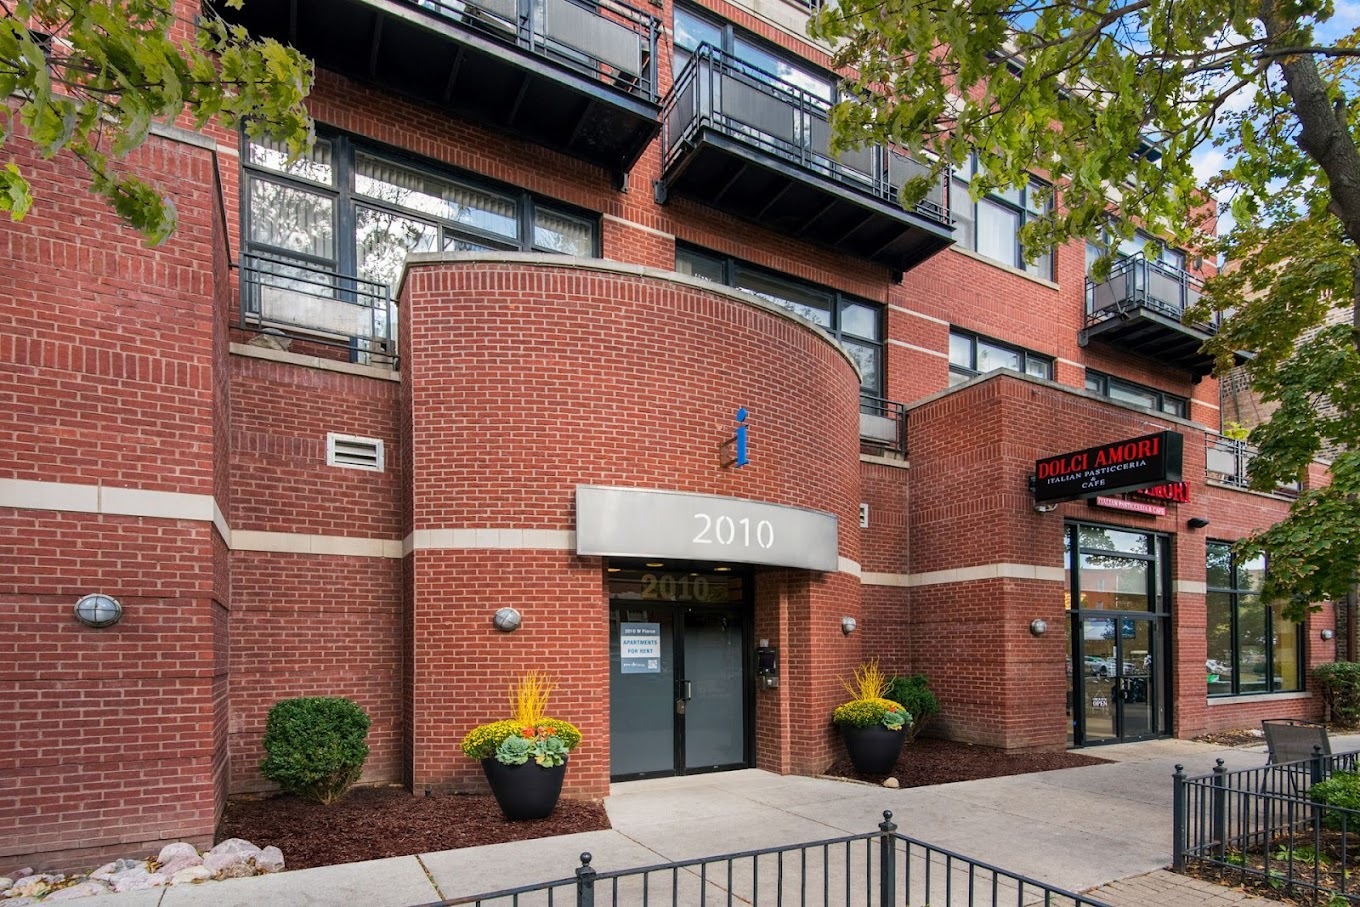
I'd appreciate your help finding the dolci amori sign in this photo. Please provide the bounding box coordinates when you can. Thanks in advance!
[1033,431,1184,504]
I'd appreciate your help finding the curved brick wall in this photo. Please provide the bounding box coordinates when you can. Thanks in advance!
[399,256,865,793]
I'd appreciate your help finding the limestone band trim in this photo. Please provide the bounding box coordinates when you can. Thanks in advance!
[0,478,1061,584]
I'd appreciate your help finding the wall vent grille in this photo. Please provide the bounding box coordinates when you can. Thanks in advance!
[327,433,384,472]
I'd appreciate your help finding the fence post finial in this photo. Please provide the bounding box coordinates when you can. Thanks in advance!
[878,810,897,905]
[576,852,596,907]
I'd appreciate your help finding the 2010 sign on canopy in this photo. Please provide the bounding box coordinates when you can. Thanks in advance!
[1033,431,1184,504]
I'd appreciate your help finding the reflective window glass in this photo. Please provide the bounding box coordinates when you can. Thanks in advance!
[534,208,594,255]
[356,206,439,290]
[976,340,1021,373]
[1078,526,1150,555]
[248,136,334,185]
[248,179,335,260]
[840,302,878,340]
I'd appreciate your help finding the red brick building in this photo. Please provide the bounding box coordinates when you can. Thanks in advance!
[1,0,1334,871]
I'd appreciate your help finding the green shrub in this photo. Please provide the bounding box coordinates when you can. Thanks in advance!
[1312,662,1360,727]
[1310,771,1360,830]
[886,674,940,743]
[260,696,371,805]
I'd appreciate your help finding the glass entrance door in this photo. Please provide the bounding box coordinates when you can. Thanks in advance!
[1078,616,1157,744]
[608,569,750,780]
[1066,524,1169,746]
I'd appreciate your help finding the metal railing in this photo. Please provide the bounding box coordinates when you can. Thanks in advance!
[662,45,950,225]
[1173,752,1360,905]
[411,0,661,102]
[419,811,1110,906]
[239,252,397,368]
[1085,254,1214,330]
[860,393,907,457]
[1205,434,1301,497]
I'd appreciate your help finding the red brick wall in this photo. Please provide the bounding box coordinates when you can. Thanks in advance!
[400,259,864,792]
[0,128,224,870]
[903,372,1317,750]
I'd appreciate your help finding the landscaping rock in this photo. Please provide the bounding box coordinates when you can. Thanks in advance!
[255,846,285,873]
[3,897,39,906]
[203,838,262,877]
[9,875,57,899]
[45,880,112,900]
[109,867,168,893]
[89,860,140,883]
[882,776,900,788]
[0,878,11,894]
[157,854,203,878]
[156,843,200,867]
[170,866,213,885]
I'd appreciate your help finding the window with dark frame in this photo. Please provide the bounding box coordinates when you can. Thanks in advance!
[242,129,599,297]
[949,152,1054,279]
[1084,370,1188,418]
[676,246,885,398]
[948,329,1053,386]
[1205,542,1303,697]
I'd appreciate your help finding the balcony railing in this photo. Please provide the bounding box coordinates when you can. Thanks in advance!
[664,46,948,222]
[860,394,907,457]
[412,0,660,103]
[658,45,953,271]
[1086,254,1214,329]
[1080,254,1230,376]
[239,253,397,369]
[212,0,662,175]
[1205,434,1300,497]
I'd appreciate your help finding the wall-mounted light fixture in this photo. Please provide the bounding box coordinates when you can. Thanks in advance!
[1187,517,1211,530]
[1029,618,1048,637]
[74,593,123,628]
[841,616,857,635]
[1322,629,1336,641]
[492,607,522,632]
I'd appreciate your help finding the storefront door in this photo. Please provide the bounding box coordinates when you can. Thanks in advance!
[608,569,750,780]
[1066,524,1169,746]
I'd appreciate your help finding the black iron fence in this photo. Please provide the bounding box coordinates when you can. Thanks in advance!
[1173,751,1360,905]
[239,252,397,369]
[662,45,950,225]
[411,0,661,102]
[419,811,1111,906]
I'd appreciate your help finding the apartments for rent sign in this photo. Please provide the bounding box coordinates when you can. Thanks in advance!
[1033,431,1184,504]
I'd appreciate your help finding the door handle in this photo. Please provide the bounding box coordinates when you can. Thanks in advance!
[681,680,693,701]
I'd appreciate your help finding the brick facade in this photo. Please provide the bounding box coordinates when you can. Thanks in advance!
[0,0,1335,872]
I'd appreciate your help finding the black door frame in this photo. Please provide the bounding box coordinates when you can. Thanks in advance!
[608,565,754,781]
[1066,522,1173,747]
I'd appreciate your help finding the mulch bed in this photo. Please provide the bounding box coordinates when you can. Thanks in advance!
[218,738,1109,870]
[216,786,611,870]
[824,736,1111,787]
[1184,828,1360,907]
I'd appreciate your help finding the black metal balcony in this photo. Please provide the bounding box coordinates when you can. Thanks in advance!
[658,46,954,274]
[859,394,907,457]
[1205,434,1300,497]
[240,253,397,369]
[1080,255,1239,377]
[212,0,661,177]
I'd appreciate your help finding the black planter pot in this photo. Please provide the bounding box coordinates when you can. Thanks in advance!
[839,724,907,774]
[481,757,568,820]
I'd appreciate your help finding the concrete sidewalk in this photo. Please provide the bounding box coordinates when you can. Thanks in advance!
[79,735,1356,906]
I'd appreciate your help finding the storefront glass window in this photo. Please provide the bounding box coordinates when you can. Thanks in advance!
[1206,543,1303,696]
